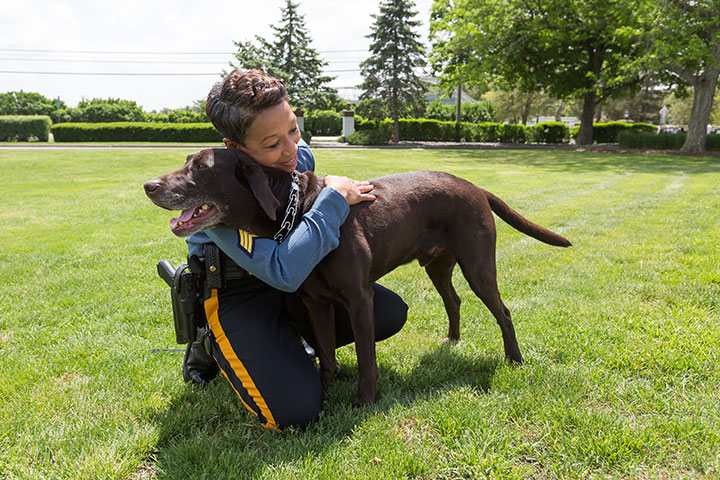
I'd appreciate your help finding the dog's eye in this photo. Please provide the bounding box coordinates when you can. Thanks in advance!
[193,161,207,169]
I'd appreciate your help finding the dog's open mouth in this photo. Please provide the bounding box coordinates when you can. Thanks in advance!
[170,203,218,236]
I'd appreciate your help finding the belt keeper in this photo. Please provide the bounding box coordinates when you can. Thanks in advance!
[204,244,225,289]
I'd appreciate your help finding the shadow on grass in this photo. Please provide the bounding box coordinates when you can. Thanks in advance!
[148,344,503,478]
[437,149,720,175]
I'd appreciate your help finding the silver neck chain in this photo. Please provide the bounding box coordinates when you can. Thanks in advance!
[273,171,300,244]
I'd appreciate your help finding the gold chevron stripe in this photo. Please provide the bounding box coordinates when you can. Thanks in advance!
[237,229,257,255]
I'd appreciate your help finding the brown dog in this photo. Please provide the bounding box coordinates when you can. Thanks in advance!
[144,148,571,406]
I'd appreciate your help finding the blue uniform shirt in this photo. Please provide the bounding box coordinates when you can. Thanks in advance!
[186,139,350,292]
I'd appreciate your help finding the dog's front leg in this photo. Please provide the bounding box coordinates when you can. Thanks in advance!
[300,296,338,392]
[347,286,378,407]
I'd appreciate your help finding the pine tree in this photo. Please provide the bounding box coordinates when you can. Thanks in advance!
[230,0,340,110]
[360,0,427,142]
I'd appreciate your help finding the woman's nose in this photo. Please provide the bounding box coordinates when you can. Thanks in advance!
[283,136,299,155]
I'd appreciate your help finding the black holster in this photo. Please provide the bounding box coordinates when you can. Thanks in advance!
[157,260,203,344]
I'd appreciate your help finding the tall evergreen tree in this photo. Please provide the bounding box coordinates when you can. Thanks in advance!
[360,0,427,142]
[230,0,340,110]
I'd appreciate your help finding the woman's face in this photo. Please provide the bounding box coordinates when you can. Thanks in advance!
[228,100,301,173]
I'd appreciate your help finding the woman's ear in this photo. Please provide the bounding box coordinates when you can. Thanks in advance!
[223,138,241,150]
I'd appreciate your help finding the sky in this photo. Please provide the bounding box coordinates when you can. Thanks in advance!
[1,0,435,112]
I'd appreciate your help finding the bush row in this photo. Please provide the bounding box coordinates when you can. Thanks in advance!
[51,122,223,143]
[618,131,720,150]
[44,118,662,145]
[355,119,570,144]
[0,115,52,141]
[571,121,657,143]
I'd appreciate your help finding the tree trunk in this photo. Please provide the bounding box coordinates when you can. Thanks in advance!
[393,116,400,143]
[681,65,720,152]
[576,90,597,145]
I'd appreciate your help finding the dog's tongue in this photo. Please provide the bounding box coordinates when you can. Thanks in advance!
[170,207,197,229]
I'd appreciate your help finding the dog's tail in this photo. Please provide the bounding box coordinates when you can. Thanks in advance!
[485,191,571,247]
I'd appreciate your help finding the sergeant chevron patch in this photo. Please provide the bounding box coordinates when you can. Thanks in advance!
[237,229,258,256]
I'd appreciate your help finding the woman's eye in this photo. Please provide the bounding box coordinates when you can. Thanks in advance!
[268,141,280,149]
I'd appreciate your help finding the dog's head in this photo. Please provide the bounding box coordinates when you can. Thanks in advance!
[143,148,283,237]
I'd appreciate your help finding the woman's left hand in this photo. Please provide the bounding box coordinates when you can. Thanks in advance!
[324,175,376,206]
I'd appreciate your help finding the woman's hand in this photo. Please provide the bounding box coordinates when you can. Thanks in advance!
[323,175,376,206]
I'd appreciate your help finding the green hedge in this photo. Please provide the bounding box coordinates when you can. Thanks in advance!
[618,131,720,151]
[0,115,52,141]
[346,129,390,145]
[375,119,534,143]
[51,122,223,142]
[305,110,342,135]
[315,115,571,144]
[571,121,657,143]
[532,121,570,144]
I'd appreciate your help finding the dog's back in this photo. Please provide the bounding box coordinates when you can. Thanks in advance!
[318,170,568,284]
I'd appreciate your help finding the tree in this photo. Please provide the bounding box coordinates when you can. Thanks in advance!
[430,0,654,144]
[0,91,64,117]
[360,0,427,142]
[664,88,720,126]
[651,0,720,152]
[60,98,145,123]
[230,0,340,110]
[481,88,559,125]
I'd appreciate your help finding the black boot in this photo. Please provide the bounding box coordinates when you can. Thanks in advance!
[182,326,219,385]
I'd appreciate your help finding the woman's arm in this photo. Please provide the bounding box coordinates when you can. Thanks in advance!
[187,186,350,292]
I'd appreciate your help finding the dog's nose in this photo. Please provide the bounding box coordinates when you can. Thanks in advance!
[144,179,161,195]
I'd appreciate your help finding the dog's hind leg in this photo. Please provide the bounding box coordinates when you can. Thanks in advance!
[300,296,339,391]
[424,251,462,342]
[457,250,523,364]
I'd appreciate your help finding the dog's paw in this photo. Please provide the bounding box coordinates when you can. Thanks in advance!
[352,393,376,408]
[440,336,460,345]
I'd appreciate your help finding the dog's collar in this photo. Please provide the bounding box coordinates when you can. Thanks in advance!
[273,171,300,244]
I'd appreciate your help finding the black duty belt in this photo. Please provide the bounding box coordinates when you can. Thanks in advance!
[203,244,250,289]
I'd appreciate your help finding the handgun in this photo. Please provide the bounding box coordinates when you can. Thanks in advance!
[157,259,176,287]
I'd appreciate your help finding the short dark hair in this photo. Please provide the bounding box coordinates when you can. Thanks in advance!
[205,69,288,145]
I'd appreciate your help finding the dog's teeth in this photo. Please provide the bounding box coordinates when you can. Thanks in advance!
[177,220,184,226]
[202,204,209,210]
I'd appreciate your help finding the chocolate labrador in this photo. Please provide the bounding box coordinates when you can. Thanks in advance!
[144,148,571,406]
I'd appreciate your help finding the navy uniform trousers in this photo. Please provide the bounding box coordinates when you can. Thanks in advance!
[204,275,408,431]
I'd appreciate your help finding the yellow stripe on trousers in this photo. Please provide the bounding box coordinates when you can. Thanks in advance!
[204,288,279,431]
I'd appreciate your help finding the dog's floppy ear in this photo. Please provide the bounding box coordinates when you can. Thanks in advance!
[246,163,280,221]
[232,151,280,221]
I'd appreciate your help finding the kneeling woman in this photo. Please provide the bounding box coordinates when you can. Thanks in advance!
[185,69,408,430]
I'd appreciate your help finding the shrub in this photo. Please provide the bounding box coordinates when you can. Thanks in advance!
[346,129,390,145]
[571,121,657,143]
[461,122,502,142]
[306,110,342,135]
[58,98,146,123]
[377,119,458,141]
[424,100,496,123]
[0,115,52,141]
[618,131,720,151]
[51,122,223,142]
[301,130,312,144]
[533,121,570,143]
[355,116,379,131]
[499,123,531,143]
[167,109,208,123]
[144,113,170,123]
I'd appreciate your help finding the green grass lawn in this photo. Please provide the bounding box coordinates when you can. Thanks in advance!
[1,147,718,479]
